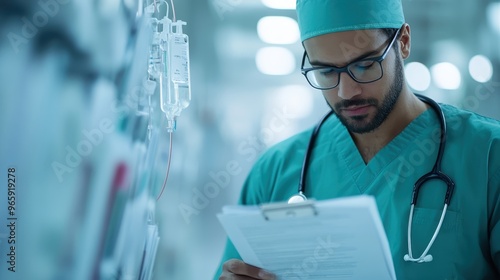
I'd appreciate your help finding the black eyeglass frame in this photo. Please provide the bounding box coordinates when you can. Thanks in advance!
[301,27,402,90]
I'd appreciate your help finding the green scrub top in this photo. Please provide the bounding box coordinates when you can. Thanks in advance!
[214,104,500,279]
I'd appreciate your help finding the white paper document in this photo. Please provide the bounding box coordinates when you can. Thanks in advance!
[217,195,396,280]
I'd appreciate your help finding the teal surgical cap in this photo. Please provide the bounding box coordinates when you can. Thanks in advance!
[296,0,405,42]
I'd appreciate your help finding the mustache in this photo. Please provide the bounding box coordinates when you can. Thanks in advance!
[334,98,378,110]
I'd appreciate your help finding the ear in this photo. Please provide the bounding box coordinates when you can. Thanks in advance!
[399,23,411,59]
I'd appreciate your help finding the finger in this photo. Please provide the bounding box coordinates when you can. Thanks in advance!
[223,259,276,280]
[219,271,262,280]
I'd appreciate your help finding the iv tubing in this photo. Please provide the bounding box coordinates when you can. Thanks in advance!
[170,0,176,22]
[156,131,173,200]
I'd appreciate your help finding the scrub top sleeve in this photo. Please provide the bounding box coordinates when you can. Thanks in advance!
[238,154,276,205]
[489,167,500,271]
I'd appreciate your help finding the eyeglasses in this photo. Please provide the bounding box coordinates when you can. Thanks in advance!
[301,28,401,90]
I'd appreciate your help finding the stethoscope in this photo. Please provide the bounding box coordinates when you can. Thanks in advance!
[288,94,455,263]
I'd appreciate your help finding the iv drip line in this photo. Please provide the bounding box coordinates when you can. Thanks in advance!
[170,0,176,22]
[156,131,173,200]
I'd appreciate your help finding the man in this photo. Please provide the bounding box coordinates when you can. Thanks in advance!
[215,0,500,279]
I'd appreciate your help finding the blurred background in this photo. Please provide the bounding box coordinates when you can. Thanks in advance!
[0,0,499,279]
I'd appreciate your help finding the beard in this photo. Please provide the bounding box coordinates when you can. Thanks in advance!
[329,55,404,134]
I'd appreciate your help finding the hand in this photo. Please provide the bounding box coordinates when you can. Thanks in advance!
[219,259,276,280]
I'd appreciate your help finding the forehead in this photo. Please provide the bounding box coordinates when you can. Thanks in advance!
[303,29,385,65]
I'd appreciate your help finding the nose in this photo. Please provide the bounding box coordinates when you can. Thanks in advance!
[337,72,362,100]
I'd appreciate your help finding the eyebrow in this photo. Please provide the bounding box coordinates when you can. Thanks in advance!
[308,49,380,68]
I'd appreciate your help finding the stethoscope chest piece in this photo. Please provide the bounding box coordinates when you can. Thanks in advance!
[288,192,307,204]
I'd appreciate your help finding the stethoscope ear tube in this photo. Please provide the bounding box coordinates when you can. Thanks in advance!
[296,111,335,198]
[406,203,449,263]
[406,94,456,263]
[414,94,447,174]
[411,172,455,206]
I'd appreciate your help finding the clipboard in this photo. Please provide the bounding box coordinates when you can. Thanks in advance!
[260,200,317,220]
[217,195,397,280]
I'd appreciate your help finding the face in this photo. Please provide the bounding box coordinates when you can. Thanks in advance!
[303,29,404,134]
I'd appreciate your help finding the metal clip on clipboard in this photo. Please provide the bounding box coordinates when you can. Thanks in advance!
[260,200,317,220]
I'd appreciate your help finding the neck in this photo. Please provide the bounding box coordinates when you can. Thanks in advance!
[351,87,429,163]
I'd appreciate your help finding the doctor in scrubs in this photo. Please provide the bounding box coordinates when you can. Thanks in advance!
[215,0,500,279]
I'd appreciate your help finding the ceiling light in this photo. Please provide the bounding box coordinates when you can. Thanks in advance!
[405,62,431,92]
[487,2,500,34]
[257,16,299,44]
[431,62,461,90]
[469,55,493,83]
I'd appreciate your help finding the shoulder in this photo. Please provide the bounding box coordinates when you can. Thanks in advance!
[252,128,312,174]
[238,128,312,205]
[441,104,500,178]
[240,114,340,204]
[442,104,500,159]
[253,112,341,172]
[442,104,500,139]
